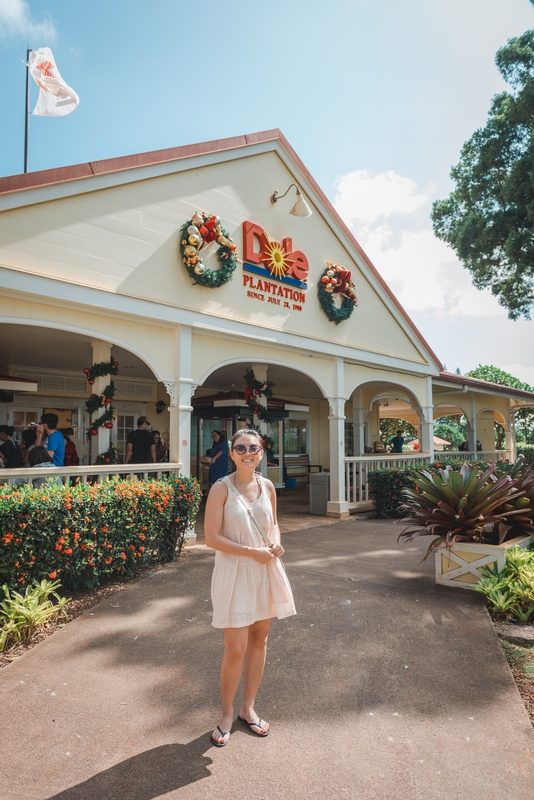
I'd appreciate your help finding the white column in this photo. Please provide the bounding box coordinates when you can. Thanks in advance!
[417,404,434,460]
[90,340,112,464]
[352,389,367,456]
[327,357,350,519]
[166,326,194,476]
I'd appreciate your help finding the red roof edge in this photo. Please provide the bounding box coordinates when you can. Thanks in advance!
[437,370,534,401]
[0,127,443,370]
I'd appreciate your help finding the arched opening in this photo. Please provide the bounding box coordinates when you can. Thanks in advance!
[432,401,470,453]
[191,360,330,525]
[0,323,169,464]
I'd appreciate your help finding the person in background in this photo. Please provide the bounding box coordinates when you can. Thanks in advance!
[20,428,37,466]
[125,416,156,464]
[389,429,404,454]
[63,427,86,464]
[209,430,229,486]
[62,428,80,467]
[0,425,21,468]
[152,430,169,462]
[28,446,56,487]
[35,413,65,467]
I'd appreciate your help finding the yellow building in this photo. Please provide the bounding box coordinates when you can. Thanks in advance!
[1,130,533,518]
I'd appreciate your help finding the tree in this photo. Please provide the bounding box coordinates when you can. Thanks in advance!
[379,418,417,447]
[466,364,534,442]
[431,28,534,319]
[433,415,467,449]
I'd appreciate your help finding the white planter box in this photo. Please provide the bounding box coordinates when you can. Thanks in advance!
[435,535,534,590]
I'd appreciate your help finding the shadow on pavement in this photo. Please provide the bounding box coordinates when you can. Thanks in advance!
[45,735,214,800]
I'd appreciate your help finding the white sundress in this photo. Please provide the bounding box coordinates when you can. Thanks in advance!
[210,475,296,629]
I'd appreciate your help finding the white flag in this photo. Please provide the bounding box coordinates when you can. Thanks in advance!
[29,47,79,117]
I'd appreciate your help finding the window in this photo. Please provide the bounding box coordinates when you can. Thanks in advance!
[116,414,135,462]
[11,410,39,441]
[284,418,308,455]
[345,421,354,456]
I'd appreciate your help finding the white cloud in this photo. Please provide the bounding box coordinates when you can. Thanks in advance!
[333,168,506,318]
[0,0,56,41]
[334,169,427,227]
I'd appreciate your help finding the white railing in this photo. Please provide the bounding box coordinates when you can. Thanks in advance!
[0,462,183,488]
[442,450,510,463]
[344,450,512,506]
[344,454,432,505]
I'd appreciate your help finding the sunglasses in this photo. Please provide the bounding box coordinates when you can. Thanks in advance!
[232,444,263,455]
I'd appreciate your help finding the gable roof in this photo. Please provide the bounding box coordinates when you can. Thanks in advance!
[0,128,443,371]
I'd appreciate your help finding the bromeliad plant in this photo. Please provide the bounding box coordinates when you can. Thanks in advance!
[397,463,531,561]
[492,458,534,539]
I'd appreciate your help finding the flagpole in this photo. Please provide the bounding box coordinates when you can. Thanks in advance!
[24,47,31,174]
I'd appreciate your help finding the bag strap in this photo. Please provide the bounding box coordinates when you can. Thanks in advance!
[225,476,273,548]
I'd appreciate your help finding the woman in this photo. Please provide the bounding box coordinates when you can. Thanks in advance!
[204,428,296,748]
[208,430,229,486]
[20,428,37,466]
[28,446,56,487]
[152,430,168,462]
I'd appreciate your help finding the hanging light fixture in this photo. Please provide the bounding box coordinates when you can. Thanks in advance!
[270,183,312,217]
[155,400,167,414]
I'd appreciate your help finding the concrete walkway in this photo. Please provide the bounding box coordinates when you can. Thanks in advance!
[1,518,533,800]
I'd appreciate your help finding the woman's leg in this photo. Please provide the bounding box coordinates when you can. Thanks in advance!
[240,618,271,734]
[212,626,249,744]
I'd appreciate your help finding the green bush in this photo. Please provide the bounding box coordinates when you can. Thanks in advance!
[473,546,534,622]
[368,459,492,518]
[0,475,200,591]
[0,579,69,652]
[517,444,534,466]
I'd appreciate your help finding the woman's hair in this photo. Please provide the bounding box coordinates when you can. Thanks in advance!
[21,429,37,448]
[28,447,53,467]
[152,430,160,437]
[212,429,227,443]
[230,428,263,449]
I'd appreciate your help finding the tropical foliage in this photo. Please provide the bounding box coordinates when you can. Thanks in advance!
[0,579,69,652]
[466,364,534,441]
[473,546,534,623]
[397,463,531,560]
[0,475,200,590]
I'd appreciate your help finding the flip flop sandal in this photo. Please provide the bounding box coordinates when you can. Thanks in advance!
[210,726,231,747]
[238,714,270,737]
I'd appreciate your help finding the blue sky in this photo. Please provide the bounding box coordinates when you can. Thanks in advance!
[1,0,534,379]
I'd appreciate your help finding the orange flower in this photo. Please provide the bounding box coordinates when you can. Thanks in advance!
[65,503,73,510]
[128,544,135,550]
[121,552,127,560]
[139,533,146,540]
[55,543,63,551]
[73,532,80,542]
[49,571,56,579]
[104,557,112,565]
[2,533,13,544]
[102,526,109,533]
[138,546,145,553]
[63,548,73,555]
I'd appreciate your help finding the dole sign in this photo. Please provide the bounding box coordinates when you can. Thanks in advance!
[242,222,308,310]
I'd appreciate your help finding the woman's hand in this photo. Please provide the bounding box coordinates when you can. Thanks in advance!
[249,546,275,564]
[269,544,284,558]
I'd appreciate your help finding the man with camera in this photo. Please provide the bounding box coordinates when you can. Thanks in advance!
[35,413,65,467]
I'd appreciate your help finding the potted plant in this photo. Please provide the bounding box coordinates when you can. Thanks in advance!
[397,462,534,589]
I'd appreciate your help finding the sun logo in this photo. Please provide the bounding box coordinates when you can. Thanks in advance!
[261,240,294,279]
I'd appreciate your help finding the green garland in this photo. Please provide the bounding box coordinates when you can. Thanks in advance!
[95,443,118,465]
[180,212,240,288]
[243,369,275,424]
[83,358,119,384]
[83,363,119,440]
[317,262,358,325]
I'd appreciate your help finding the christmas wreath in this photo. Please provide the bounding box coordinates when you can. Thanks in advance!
[318,262,358,324]
[180,212,240,288]
[243,369,275,424]
[82,361,119,439]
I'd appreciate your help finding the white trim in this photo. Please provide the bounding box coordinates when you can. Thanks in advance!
[0,268,437,377]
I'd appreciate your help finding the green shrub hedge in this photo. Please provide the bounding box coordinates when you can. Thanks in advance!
[517,444,534,465]
[367,460,490,518]
[0,475,200,591]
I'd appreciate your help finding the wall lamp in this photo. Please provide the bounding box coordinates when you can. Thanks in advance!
[270,183,312,217]
[155,400,167,414]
